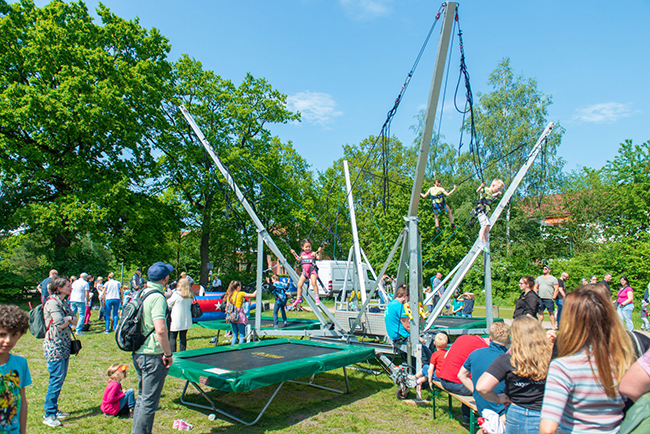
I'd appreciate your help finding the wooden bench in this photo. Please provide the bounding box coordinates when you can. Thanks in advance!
[431,380,478,434]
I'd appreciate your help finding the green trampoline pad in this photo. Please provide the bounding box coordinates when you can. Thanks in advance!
[196,316,321,331]
[168,338,375,393]
[428,316,504,330]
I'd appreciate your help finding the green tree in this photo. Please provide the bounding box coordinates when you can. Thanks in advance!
[158,56,306,286]
[473,58,565,254]
[0,0,176,268]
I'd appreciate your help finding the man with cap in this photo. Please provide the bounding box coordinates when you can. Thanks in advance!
[131,261,174,434]
[535,265,559,330]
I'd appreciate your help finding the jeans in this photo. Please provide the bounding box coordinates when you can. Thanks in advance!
[231,323,245,344]
[132,353,169,434]
[617,303,634,331]
[440,378,472,419]
[169,330,187,353]
[105,299,120,332]
[70,301,86,333]
[118,388,136,415]
[555,299,564,327]
[99,299,106,319]
[273,303,287,327]
[44,358,69,417]
[505,402,541,434]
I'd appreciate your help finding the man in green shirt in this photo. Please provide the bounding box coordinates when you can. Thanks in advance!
[535,265,559,330]
[132,261,174,434]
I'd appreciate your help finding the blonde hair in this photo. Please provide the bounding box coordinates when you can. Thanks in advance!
[434,333,448,348]
[225,281,241,304]
[510,316,552,381]
[177,278,192,299]
[489,321,511,346]
[558,286,635,398]
[491,179,505,191]
[107,364,126,382]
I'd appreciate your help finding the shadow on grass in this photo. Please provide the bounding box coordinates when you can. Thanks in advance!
[171,369,393,433]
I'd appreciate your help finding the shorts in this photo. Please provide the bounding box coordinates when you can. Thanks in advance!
[432,201,446,214]
[538,298,555,313]
[478,212,489,227]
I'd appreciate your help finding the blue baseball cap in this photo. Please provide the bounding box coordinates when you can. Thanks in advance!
[148,262,174,282]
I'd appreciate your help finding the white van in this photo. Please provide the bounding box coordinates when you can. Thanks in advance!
[314,260,376,297]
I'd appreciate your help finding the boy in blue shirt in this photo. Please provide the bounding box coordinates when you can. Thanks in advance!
[0,305,31,434]
[271,275,289,328]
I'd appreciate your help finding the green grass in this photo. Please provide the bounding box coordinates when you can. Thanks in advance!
[19,297,469,434]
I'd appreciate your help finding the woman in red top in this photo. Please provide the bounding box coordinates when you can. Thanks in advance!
[101,364,135,417]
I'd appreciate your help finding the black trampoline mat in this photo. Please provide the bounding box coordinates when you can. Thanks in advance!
[184,343,341,372]
[259,319,312,328]
[431,317,482,327]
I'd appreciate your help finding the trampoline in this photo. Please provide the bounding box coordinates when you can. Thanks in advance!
[197,316,321,332]
[429,316,503,330]
[169,338,375,425]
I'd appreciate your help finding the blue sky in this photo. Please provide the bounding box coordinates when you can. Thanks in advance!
[31,0,650,175]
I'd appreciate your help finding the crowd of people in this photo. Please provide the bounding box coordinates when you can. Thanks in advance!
[384,273,650,433]
[29,263,202,432]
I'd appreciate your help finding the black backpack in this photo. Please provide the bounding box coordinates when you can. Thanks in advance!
[115,289,164,352]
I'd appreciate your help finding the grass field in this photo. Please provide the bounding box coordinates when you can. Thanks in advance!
[19,296,470,434]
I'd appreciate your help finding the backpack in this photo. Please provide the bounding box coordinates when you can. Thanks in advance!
[115,289,164,352]
[29,303,48,339]
[224,304,238,324]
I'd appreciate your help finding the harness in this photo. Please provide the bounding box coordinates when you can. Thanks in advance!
[468,196,493,228]
[299,255,329,295]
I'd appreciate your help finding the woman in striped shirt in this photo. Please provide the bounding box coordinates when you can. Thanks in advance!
[540,286,635,434]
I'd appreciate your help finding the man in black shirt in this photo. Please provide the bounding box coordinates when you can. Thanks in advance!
[598,273,612,299]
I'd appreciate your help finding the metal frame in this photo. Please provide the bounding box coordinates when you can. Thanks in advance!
[179,106,345,334]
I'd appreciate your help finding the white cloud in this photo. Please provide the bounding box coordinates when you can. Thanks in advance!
[287,91,343,126]
[571,102,633,123]
[339,0,391,21]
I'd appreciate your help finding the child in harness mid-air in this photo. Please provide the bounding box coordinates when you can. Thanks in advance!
[421,180,457,232]
[474,179,504,249]
[290,239,323,307]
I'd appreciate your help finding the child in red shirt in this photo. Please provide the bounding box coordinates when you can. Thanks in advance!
[101,364,135,417]
[415,332,449,387]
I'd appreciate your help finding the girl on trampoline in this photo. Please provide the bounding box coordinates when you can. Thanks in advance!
[291,239,324,307]
[421,180,457,232]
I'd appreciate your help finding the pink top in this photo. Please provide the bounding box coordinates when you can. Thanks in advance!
[101,381,125,415]
[617,286,633,305]
[300,251,317,276]
[639,348,650,377]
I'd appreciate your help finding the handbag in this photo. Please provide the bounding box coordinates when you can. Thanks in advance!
[70,333,82,356]
[225,303,238,324]
[191,299,203,319]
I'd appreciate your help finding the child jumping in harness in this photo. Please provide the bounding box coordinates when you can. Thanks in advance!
[474,179,504,250]
[421,180,457,232]
[270,275,289,328]
[290,239,323,307]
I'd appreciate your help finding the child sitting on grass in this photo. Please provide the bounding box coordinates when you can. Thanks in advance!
[101,364,135,417]
[0,305,31,434]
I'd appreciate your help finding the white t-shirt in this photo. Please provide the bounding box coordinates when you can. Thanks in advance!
[104,279,122,300]
[70,279,88,303]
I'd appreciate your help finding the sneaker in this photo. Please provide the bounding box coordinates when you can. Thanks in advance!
[55,411,70,419]
[451,223,456,229]
[435,227,440,233]
[103,330,109,334]
[209,337,217,344]
[315,295,321,305]
[76,331,85,335]
[282,321,287,328]
[43,416,62,427]
[173,419,181,429]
